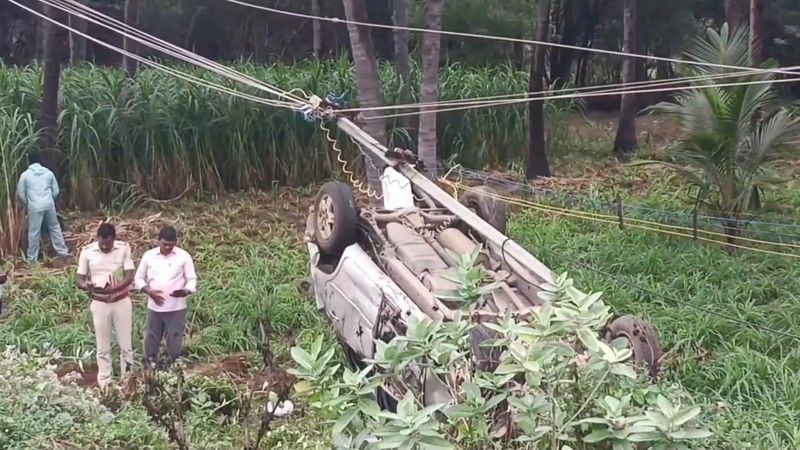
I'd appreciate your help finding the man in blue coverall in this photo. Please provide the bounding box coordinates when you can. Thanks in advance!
[16,152,69,263]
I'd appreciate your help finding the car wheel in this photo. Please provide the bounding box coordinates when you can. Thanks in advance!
[314,181,358,255]
[460,185,507,234]
[603,315,663,377]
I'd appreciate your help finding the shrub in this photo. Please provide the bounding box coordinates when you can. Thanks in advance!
[0,346,169,450]
[290,252,712,449]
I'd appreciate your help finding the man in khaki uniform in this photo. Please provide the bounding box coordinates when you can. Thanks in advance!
[76,223,135,391]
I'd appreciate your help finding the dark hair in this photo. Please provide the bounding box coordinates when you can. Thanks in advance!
[97,223,116,239]
[158,226,178,242]
[28,152,42,165]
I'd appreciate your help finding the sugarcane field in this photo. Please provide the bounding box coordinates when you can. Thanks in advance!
[1,0,800,449]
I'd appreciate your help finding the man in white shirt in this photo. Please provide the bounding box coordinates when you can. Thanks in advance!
[75,223,135,392]
[135,226,197,367]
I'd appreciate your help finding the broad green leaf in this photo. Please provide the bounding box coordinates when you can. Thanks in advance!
[582,429,614,443]
[290,346,314,371]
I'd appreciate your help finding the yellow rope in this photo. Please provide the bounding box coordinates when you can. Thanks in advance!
[444,180,800,259]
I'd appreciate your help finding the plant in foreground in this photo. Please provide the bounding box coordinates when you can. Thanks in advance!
[290,253,712,449]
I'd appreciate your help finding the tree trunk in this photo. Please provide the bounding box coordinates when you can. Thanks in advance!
[418,0,445,177]
[312,0,323,57]
[549,0,584,86]
[725,0,744,31]
[750,0,766,64]
[341,0,387,199]
[68,0,88,65]
[41,4,63,178]
[393,0,414,136]
[122,0,140,76]
[613,0,638,157]
[526,0,552,180]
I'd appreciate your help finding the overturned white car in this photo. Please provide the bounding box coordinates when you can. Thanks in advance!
[303,163,662,410]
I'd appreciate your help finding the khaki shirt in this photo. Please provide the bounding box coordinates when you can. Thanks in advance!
[76,241,135,296]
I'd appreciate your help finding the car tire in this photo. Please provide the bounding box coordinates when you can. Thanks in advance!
[460,185,507,234]
[314,181,358,255]
[602,315,663,377]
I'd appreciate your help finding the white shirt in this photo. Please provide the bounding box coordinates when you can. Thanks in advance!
[76,241,135,301]
[134,246,197,312]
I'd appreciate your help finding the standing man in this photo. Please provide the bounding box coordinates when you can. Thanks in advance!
[135,226,197,368]
[16,152,69,263]
[76,223,135,392]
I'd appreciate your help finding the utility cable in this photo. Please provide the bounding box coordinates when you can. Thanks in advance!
[223,0,800,78]
[444,180,800,259]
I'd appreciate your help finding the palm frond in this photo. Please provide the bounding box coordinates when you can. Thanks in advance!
[682,24,751,76]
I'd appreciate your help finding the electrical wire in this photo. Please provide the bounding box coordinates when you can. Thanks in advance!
[10,0,298,111]
[450,165,800,232]
[223,0,800,78]
[443,180,800,259]
[368,75,800,120]
[44,0,308,105]
[337,68,797,114]
[319,120,383,200]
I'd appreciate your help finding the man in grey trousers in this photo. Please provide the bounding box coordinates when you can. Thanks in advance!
[134,226,197,368]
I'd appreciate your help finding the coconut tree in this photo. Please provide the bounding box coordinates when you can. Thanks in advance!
[68,0,88,64]
[640,24,800,241]
[122,0,140,76]
[417,0,445,177]
[613,0,638,157]
[526,0,552,179]
[341,0,386,200]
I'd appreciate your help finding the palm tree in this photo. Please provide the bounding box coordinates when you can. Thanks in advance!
[613,0,638,157]
[418,0,445,177]
[122,0,140,76]
[68,0,88,65]
[750,0,766,64]
[393,0,413,136]
[641,25,800,241]
[40,3,63,178]
[526,0,552,180]
[341,0,387,199]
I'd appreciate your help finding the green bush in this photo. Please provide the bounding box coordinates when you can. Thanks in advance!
[0,346,169,450]
[290,251,713,449]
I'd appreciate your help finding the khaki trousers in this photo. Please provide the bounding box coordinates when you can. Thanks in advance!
[90,297,133,390]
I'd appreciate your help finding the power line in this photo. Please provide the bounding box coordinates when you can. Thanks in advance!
[223,0,800,78]
[337,68,795,114]
[449,165,800,232]
[11,0,298,111]
[48,0,308,105]
[366,75,800,120]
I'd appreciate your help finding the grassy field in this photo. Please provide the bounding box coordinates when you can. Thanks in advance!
[0,165,799,448]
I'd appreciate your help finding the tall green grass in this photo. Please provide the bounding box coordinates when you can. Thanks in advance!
[0,107,38,258]
[0,58,580,211]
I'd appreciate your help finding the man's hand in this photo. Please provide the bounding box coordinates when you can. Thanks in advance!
[144,287,166,306]
[171,289,191,298]
[92,283,111,294]
[78,279,94,292]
